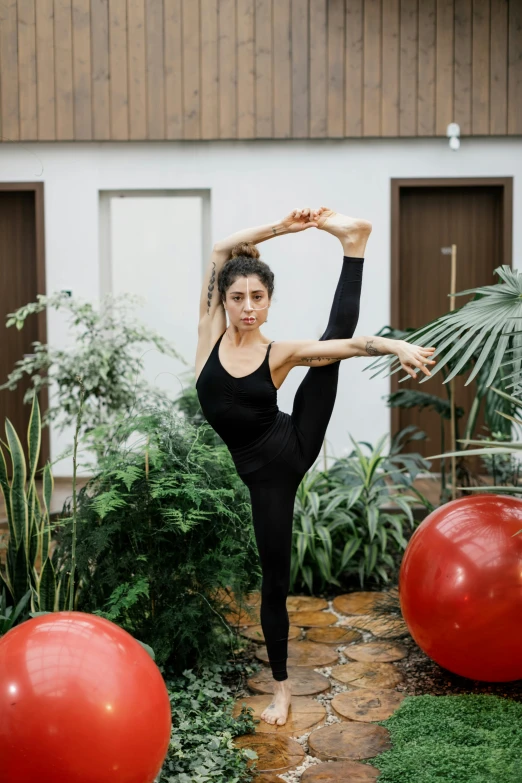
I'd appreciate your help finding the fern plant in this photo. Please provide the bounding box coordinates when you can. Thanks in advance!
[52,408,262,671]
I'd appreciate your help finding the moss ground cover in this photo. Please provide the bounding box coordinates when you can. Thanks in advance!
[366,693,522,783]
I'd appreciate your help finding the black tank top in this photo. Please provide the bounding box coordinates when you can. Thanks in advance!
[196,331,293,474]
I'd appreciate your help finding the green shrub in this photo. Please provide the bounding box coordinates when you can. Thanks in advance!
[290,428,432,593]
[53,409,261,672]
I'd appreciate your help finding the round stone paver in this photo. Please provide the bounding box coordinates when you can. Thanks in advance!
[331,687,406,722]
[287,596,329,612]
[248,666,331,696]
[233,733,306,772]
[287,610,337,628]
[224,606,261,626]
[233,695,326,737]
[344,641,408,662]
[256,640,339,668]
[306,627,362,645]
[254,775,289,783]
[240,625,301,643]
[338,614,408,639]
[301,759,381,781]
[332,592,388,616]
[308,722,391,761]
[331,661,403,689]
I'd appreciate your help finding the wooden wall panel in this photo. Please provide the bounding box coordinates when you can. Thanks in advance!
[35,0,55,140]
[2,0,521,142]
[490,0,508,135]
[201,0,218,140]
[382,0,399,136]
[17,0,37,140]
[72,0,92,140]
[363,0,381,136]
[291,0,309,138]
[1,0,20,140]
[454,0,472,134]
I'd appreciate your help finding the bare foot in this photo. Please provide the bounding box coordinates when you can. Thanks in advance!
[260,678,292,726]
[313,207,372,256]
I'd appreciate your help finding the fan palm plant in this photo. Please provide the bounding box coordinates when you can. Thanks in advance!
[364,265,522,498]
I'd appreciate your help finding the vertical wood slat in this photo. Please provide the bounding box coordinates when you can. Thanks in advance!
[435,0,454,134]
[200,0,219,139]
[146,0,165,139]
[72,0,92,139]
[417,0,436,136]
[471,0,490,134]
[489,0,508,134]
[382,0,399,136]
[237,0,254,138]
[291,0,309,138]
[454,0,472,134]
[219,0,237,139]
[35,0,55,139]
[90,0,110,139]
[1,0,20,140]
[17,0,38,140]
[273,0,291,138]
[108,0,128,140]
[507,0,522,134]
[327,0,345,138]
[128,0,147,140]
[309,0,327,137]
[164,0,183,139]
[255,0,272,138]
[363,0,381,136]
[399,0,418,136]
[182,0,200,138]
[54,0,74,139]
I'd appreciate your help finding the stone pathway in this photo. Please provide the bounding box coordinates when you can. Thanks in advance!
[229,591,409,783]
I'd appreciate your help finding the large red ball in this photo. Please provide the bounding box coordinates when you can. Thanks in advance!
[0,612,172,783]
[399,494,522,681]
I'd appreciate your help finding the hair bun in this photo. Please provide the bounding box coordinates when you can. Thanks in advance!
[230,241,260,260]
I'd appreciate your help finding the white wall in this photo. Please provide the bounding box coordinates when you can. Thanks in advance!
[0,138,520,476]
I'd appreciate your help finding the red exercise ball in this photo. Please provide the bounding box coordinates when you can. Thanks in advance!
[400,493,522,681]
[0,612,172,783]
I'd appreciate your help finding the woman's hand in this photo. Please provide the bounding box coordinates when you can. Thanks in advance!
[396,341,437,379]
[281,207,318,233]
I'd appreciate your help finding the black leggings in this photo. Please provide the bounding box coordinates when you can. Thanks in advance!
[240,256,364,681]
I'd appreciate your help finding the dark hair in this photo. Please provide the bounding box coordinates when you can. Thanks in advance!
[218,242,275,304]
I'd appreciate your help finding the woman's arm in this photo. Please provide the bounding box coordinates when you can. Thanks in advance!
[282,336,436,379]
[199,209,317,324]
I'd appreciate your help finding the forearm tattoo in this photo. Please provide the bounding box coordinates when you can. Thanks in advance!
[272,226,278,236]
[301,356,340,364]
[365,340,384,356]
[206,262,216,315]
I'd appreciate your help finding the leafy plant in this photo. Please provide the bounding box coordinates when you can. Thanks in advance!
[290,429,432,593]
[0,587,31,636]
[158,663,258,783]
[0,291,185,463]
[52,409,262,671]
[0,395,65,617]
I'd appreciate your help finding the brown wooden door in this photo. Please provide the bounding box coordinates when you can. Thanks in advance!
[393,184,508,475]
[0,189,48,476]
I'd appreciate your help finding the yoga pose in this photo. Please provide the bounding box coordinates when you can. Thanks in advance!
[195,207,436,726]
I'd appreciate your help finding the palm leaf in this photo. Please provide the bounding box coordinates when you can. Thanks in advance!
[362,265,522,392]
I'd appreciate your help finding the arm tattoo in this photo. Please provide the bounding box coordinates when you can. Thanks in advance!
[206,262,216,315]
[365,340,384,356]
[272,225,278,236]
[301,356,339,364]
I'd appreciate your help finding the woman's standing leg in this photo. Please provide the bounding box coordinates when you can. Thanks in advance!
[243,458,302,725]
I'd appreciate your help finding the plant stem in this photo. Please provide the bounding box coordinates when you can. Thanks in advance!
[68,376,85,611]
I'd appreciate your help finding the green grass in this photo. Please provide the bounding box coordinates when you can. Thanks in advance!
[366,694,522,783]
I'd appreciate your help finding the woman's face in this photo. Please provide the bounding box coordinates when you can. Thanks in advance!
[224,275,271,328]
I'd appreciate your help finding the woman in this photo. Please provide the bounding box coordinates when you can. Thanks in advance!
[195,207,436,726]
